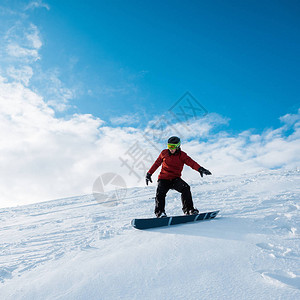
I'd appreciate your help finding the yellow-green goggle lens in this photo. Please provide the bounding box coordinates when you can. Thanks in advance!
[167,142,180,150]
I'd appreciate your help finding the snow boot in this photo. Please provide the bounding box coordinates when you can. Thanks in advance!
[184,208,199,215]
[156,211,167,218]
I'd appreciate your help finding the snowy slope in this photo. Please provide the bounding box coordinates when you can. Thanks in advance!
[0,169,299,299]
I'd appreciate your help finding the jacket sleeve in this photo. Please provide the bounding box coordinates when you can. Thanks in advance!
[182,152,201,171]
[148,152,163,175]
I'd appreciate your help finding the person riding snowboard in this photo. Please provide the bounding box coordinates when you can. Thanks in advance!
[146,136,212,218]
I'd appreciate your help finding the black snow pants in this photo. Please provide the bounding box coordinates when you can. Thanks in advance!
[155,177,194,215]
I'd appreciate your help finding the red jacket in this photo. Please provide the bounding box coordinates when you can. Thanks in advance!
[148,149,201,180]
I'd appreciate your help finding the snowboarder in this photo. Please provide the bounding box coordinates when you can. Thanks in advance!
[146,136,212,218]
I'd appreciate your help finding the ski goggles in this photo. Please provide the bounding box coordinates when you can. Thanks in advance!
[167,142,181,150]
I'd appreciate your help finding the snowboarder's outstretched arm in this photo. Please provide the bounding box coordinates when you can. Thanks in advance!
[146,153,163,185]
[181,152,201,171]
[181,153,212,177]
[148,153,163,175]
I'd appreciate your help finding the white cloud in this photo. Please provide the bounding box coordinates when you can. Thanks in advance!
[25,1,50,11]
[0,77,105,207]
[2,18,75,113]
[5,22,42,63]
[182,111,300,179]
[110,113,141,125]
[279,109,300,129]
[26,24,42,50]
[6,65,33,86]
[6,43,40,61]
[36,68,76,112]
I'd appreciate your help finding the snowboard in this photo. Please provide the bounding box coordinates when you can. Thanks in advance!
[131,210,220,230]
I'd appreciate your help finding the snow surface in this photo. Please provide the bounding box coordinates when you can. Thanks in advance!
[0,169,300,299]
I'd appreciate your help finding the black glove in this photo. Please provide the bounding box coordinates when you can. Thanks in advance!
[198,167,212,177]
[146,173,153,185]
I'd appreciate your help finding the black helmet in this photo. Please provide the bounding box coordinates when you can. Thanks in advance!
[167,136,181,150]
[168,136,180,144]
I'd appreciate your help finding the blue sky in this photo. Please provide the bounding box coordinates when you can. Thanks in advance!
[0,0,300,206]
[8,0,299,132]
